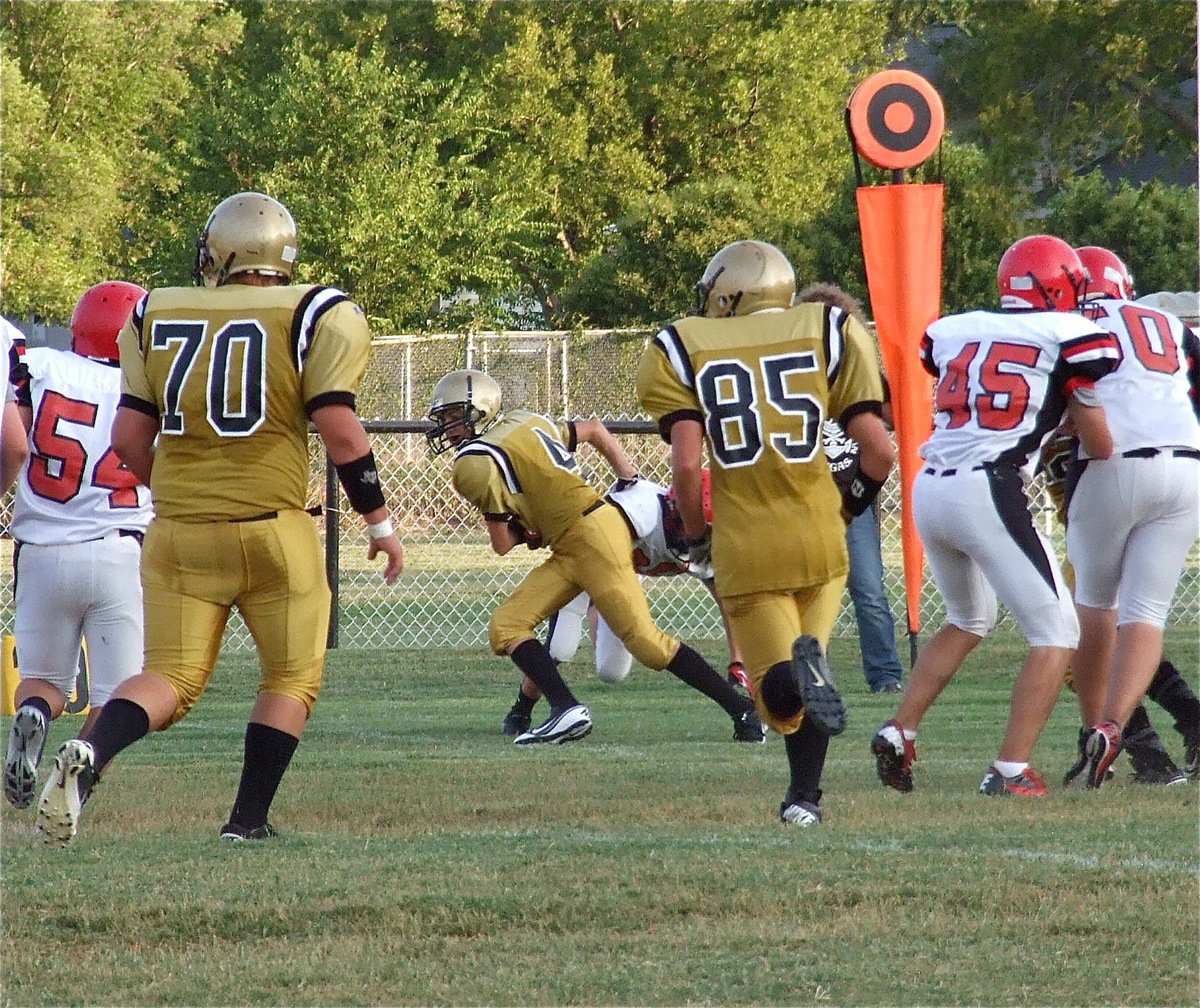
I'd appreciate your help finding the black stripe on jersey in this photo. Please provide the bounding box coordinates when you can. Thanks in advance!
[304,390,356,418]
[1059,329,1120,386]
[1183,326,1200,423]
[657,408,704,444]
[119,392,159,419]
[996,360,1070,470]
[131,294,148,354]
[985,462,1061,596]
[919,333,938,378]
[825,306,847,386]
[456,441,522,495]
[653,326,696,391]
[291,286,349,371]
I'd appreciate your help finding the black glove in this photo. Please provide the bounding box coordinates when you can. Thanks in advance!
[510,516,546,550]
[840,460,885,519]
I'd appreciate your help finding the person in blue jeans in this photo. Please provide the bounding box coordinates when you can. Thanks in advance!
[800,283,903,694]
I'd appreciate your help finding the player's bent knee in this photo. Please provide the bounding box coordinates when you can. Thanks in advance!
[595,657,632,684]
[759,661,801,720]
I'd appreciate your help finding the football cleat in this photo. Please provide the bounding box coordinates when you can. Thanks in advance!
[872,719,916,793]
[1083,721,1123,790]
[727,661,751,691]
[220,821,279,841]
[779,790,823,827]
[4,705,48,809]
[513,704,592,745]
[1125,740,1188,786]
[500,708,532,737]
[979,765,1049,797]
[1063,727,1111,789]
[1176,719,1200,780]
[791,635,846,735]
[36,740,98,846]
[732,708,766,743]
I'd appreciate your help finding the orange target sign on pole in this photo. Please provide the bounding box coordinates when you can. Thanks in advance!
[846,69,945,653]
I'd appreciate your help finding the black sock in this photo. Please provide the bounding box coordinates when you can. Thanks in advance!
[511,689,537,717]
[227,722,299,830]
[666,644,751,718]
[84,698,151,773]
[18,696,52,723]
[784,719,830,803]
[1147,659,1200,729]
[1122,704,1159,747]
[510,640,577,710]
[759,661,802,720]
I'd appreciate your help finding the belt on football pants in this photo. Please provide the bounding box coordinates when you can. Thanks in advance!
[229,505,324,523]
[1121,447,1200,460]
[922,464,987,477]
[581,499,608,517]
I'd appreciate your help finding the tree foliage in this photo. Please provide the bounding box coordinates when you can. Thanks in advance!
[1,1,1195,331]
[0,0,243,319]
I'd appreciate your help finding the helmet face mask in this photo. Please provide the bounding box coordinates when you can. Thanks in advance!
[426,369,503,454]
[1076,245,1136,301]
[997,235,1088,311]
[194,192,298,288]
[70,281,148,360]
[693,240,795,318]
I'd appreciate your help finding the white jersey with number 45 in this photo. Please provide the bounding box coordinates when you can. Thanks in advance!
[12,347,153,545]
[919,309,1119,481]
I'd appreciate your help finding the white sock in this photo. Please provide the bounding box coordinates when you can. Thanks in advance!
[993,760,1027,778]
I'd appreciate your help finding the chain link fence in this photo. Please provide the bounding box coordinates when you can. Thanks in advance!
[3,329,1197,659]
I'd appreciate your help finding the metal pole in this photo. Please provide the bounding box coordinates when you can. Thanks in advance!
[324,452,340,649]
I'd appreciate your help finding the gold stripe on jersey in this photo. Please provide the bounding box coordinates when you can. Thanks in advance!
[118,283,371,521]
[636,303,883,598]
[450,409,602,547]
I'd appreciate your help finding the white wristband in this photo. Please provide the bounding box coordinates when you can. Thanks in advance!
[366,519,395,540]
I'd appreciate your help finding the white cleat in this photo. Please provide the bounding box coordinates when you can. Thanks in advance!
[36,740,97,847]
[4,706,48,809]
[513,704,592,745]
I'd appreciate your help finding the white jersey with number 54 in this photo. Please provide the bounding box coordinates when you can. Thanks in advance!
[13,347,153,545]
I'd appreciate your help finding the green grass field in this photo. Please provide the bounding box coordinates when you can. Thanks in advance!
[3,631,1198,1007]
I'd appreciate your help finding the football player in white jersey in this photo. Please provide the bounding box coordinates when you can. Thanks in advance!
[4,282,152,811]
[499,471,751,736]
[1063,245,1200,789]
[872,235,1120,797]
[1,316,28,491]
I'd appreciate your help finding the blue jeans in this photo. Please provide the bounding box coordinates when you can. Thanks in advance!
[846,504,903,689]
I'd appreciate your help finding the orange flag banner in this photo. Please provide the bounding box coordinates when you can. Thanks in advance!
[846,68,945,641]
[855,183,941,636]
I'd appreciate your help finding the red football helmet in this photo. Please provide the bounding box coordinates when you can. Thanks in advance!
[70,281,147,360]
[997,235,1087,311]
[1076,245,1135,301]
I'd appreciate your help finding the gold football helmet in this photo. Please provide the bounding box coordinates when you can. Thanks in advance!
[693,240,795,317]
[426,369,504,454]
[193,192,298,287]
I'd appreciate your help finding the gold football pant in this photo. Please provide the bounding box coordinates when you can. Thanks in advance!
[490,502,680,670]
[141,510,330,725]
[722,577,846,735]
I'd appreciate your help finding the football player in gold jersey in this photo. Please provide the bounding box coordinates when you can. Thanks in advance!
[427,369,764,745]
[37,192,404,847]
[637,240,895,825]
